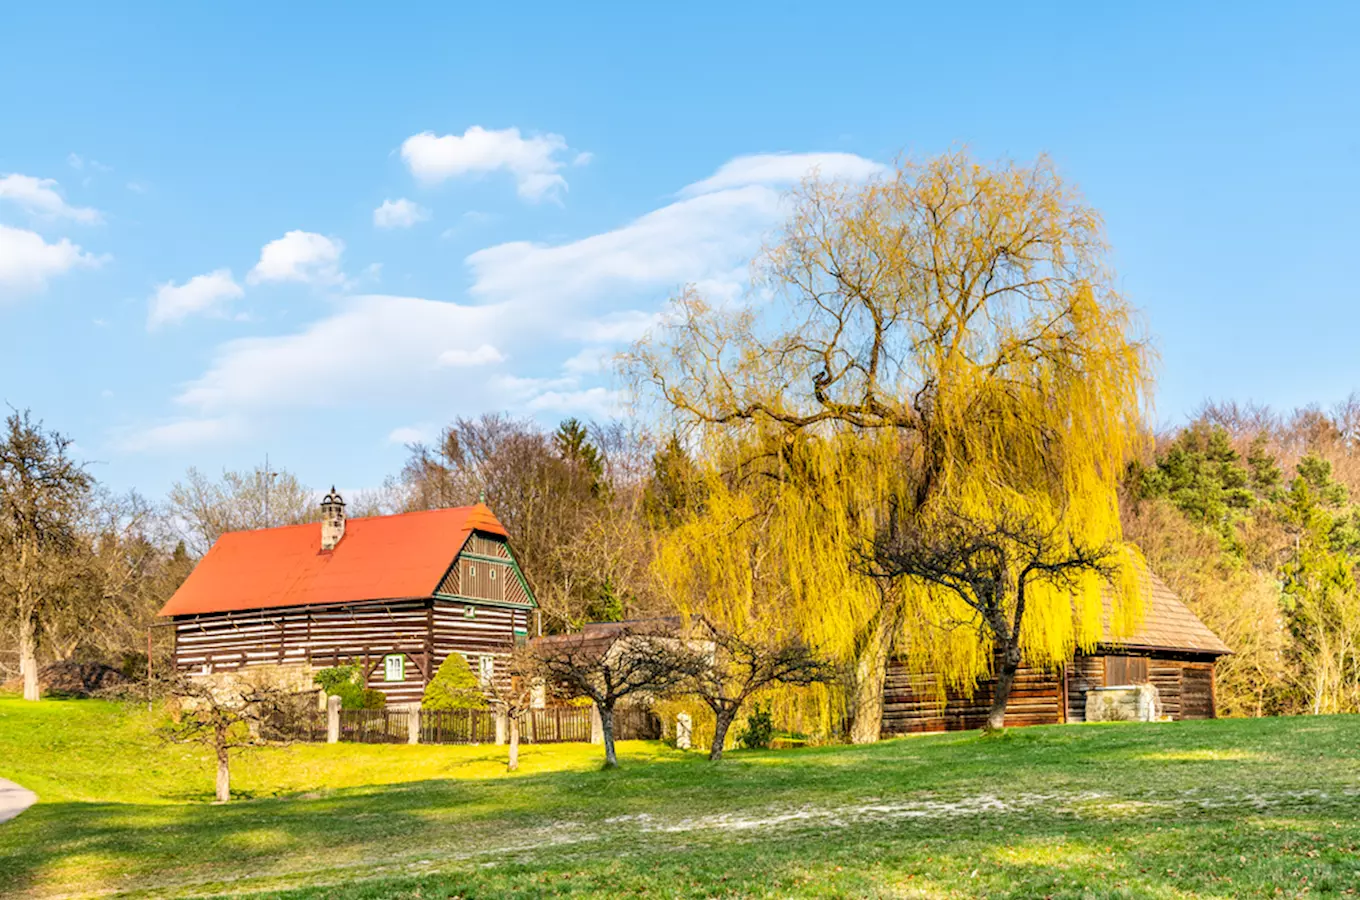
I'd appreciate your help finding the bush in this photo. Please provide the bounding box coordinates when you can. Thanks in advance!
[736,702,775,750]
[313,666,385,710]
[422,654,487,711]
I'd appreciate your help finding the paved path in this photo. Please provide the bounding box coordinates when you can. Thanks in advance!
[0,777,36,824]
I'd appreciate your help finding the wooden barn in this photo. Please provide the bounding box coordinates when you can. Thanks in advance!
[881,570,1230,735]
[158,492,537,705]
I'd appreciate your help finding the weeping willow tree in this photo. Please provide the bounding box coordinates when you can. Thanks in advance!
[632,150,1154,741]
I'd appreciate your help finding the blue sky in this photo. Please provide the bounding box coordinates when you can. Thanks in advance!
[2,3,1357,499]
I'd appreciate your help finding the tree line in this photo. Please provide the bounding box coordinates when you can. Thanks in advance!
[5,150,1355,739]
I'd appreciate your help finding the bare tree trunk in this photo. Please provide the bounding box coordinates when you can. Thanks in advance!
[986,642,1022,732]
[215,742,231,803]
[19,611,40,703]
[849,601,899,744]
[507,714,520,772]
[710,707,737,761]
[600,706,617,768]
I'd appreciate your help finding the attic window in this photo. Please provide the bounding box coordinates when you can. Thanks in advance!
[464,605,476,619]
[490,569,497,580]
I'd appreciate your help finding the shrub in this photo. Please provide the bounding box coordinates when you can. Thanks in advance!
[736,702,775,750]
[313,666,385,710]
[422,654,488,711]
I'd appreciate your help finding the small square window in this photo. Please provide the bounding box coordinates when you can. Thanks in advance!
[383,654,405,682]
[464,605,476,619]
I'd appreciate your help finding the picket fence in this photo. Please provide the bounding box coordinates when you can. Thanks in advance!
[312,705,660,746]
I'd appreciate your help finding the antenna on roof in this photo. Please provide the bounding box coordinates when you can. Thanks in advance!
[262,453,279,527]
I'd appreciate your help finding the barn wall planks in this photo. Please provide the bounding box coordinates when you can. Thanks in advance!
[886,650,1220,734]
[883,661,1064,734]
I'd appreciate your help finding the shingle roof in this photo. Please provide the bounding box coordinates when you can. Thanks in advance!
[158,503,508,617]
[1101,569,1231,656]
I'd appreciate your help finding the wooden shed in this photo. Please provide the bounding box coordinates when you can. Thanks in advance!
[881,570,1230,735]
[158,495,537,704]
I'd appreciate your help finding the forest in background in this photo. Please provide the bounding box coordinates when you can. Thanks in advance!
[6,398,1360,722]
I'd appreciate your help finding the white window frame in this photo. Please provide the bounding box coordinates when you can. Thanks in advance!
[383,653,405,683]
[478,654,495,684]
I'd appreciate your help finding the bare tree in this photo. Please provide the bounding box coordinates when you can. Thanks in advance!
[870,511,1115,731]
[486,650,538,772]
[0,410,93,701]
[524,624,702,767]
[148,673,300,803]
[167,465,316,556]
[686,622,833,761]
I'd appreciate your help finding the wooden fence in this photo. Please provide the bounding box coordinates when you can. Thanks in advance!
[522,707,591,743]
[314,705,661,745]
[421,709,498,744]
[338,708,412,744]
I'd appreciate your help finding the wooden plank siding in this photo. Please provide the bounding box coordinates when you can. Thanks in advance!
[883,660,1065,734]
[172,597,532,706]
[886,650,1220,734]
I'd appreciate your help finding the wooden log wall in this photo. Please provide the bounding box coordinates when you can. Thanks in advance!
[1065,655,1105,723]
[882,660,1064,734]
[1066,653,1218,722]
[430,599,528,691]
[887,651,1221,734]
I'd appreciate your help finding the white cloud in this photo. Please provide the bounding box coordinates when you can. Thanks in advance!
[400,126,578,202]
[567,310,661,344]
[147,269,244,329]
[0,225,102,297]
[148,150,885,449]
[247,230,345,285]
[437,343,505,367]
[175,294,509,413]
[679,152,888,198]
[465,152,884,317]
[527,386,624,418]
[0,174,102,224]
[114,416,246,452]
[387,426,429,445]
[373,198,431,230]
[562,346,613,375]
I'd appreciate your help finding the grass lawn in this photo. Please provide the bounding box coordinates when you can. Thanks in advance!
[1,698,1359,898]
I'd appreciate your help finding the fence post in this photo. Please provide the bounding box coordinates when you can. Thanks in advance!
[495,710,507,745]
[407,703,421,745]
[590,704,603,744]
[676,712,692,750]
[326,695,341,744]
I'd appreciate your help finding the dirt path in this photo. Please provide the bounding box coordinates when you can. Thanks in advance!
[0,777,37,824]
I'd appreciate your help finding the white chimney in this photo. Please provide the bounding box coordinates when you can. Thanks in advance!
[320,486,346,550]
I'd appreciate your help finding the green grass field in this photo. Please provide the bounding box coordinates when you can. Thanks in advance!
[1,698,1359,898]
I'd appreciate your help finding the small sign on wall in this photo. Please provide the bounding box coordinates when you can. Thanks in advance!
[383,654,405,682]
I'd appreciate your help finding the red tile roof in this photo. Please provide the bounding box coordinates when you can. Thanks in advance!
[158,504,508,617]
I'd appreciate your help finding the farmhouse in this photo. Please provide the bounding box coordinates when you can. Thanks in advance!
[881,569,1231,734]
[158,492,537,704]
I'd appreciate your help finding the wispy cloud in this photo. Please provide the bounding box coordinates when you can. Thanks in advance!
[373,197,431,230]
[0,173,102,224]
[147,269,244,329]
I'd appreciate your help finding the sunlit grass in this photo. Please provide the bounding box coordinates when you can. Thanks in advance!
[2,698,1359,898]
